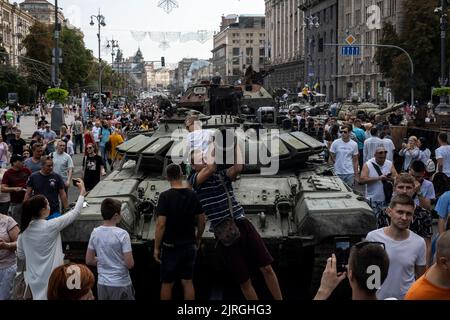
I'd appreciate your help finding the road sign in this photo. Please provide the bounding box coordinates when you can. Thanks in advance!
[341,46,360,56]
[345,35,356,45]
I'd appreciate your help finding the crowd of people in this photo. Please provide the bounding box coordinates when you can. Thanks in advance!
[0,98,449,301]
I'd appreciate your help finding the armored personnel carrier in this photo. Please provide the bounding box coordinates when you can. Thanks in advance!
[62,108,375,299]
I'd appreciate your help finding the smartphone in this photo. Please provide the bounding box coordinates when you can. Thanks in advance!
[72,179,79,187]
[334,237,351,273]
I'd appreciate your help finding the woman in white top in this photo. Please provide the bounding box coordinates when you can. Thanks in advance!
[399,136,420,172]
[17,179,87,300]
[417,137,431,164]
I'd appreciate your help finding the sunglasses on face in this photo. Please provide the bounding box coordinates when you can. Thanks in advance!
[376,151,388,154]
[340,131,349,134]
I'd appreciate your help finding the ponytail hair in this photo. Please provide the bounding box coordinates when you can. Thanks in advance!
[21,195,48,233]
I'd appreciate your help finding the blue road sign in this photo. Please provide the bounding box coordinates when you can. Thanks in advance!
[341,46,360,56]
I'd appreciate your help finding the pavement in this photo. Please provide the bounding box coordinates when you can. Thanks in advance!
[19,113,88,204]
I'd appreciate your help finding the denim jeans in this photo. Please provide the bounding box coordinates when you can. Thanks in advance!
[337,174,354,187]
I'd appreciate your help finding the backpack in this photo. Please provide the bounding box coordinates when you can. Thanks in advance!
[425,159,436,173]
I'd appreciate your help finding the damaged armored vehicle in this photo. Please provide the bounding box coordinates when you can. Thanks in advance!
[62,107,375,299]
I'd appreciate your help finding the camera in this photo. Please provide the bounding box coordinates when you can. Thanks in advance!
[72,179,79,187]
[334,237,351,273]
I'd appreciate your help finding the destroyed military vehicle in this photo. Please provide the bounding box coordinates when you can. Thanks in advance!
[62,107,376,299]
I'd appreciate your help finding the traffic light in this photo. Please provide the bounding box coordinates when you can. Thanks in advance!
[161,57,165,67]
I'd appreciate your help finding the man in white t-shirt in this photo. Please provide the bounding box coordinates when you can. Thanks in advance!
[381,136,395,163]
[359,146,397,215]
[92,122,101,148]
[330,124,359,186]
[366,194,426,300]
[436,133,450,177]
[409,160,435,210]
[363,127,384,163]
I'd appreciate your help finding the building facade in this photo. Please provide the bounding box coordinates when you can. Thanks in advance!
[265,0,305,92]
[212,14,266,85]
[301,0,338,101]
[337,0,406,102]
[19,0,65,25]
[0,0,37,66]
[173,58,198,92]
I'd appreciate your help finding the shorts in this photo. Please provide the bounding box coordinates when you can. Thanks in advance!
[97,284,135,300]
[160,243,197,283]
[217,218,274,284]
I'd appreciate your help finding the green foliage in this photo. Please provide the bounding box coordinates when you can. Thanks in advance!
[45,88,69,103]
[22,23,53,93]
[432,87,450,96]
[0,65,35,104]
[375,0,443,102]
[22,23,101,96]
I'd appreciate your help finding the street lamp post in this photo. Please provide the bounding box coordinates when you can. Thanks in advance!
[90,9,106,108]
[107,38,119,95]
[302,14,319,88]
[436,0,450,115]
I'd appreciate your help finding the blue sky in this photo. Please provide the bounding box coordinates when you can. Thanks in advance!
[19,0,265,65]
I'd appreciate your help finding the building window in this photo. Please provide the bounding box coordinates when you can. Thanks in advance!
[377,1,384,17]
[364,56,371,73]
[355,9,361,25]
[375,29,381,43]
[246,47,253,56]
[354,58,361,74]
[233,48,240,56]
[345,13,352,29]
[259,48,265,57]
[318,38,324,53]
[365,31,372,44]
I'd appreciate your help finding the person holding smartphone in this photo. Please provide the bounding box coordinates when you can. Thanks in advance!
[314,242,390,300]
[399,136,420,172]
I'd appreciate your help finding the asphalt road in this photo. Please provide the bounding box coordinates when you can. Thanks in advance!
[19,112,89,204]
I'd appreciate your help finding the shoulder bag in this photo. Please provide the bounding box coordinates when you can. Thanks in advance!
[371,162,393,204]
[213,175,240,247]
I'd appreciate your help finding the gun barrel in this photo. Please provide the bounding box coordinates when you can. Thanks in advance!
[374,102,406,116]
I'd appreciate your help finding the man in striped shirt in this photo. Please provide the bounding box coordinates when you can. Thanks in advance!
[188,146,282,300]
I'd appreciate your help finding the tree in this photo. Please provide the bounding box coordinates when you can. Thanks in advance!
[375,0,443,102]
[59,27,96,92]
[22,23,53,93]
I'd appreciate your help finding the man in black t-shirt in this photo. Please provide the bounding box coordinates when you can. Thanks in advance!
[9,129,26,156]
[154,163,205,300]
[83,143,105,191]
[24,157,67,219]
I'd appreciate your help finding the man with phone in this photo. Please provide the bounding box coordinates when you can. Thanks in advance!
[359,146,397,217]
[314,242,390,300]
